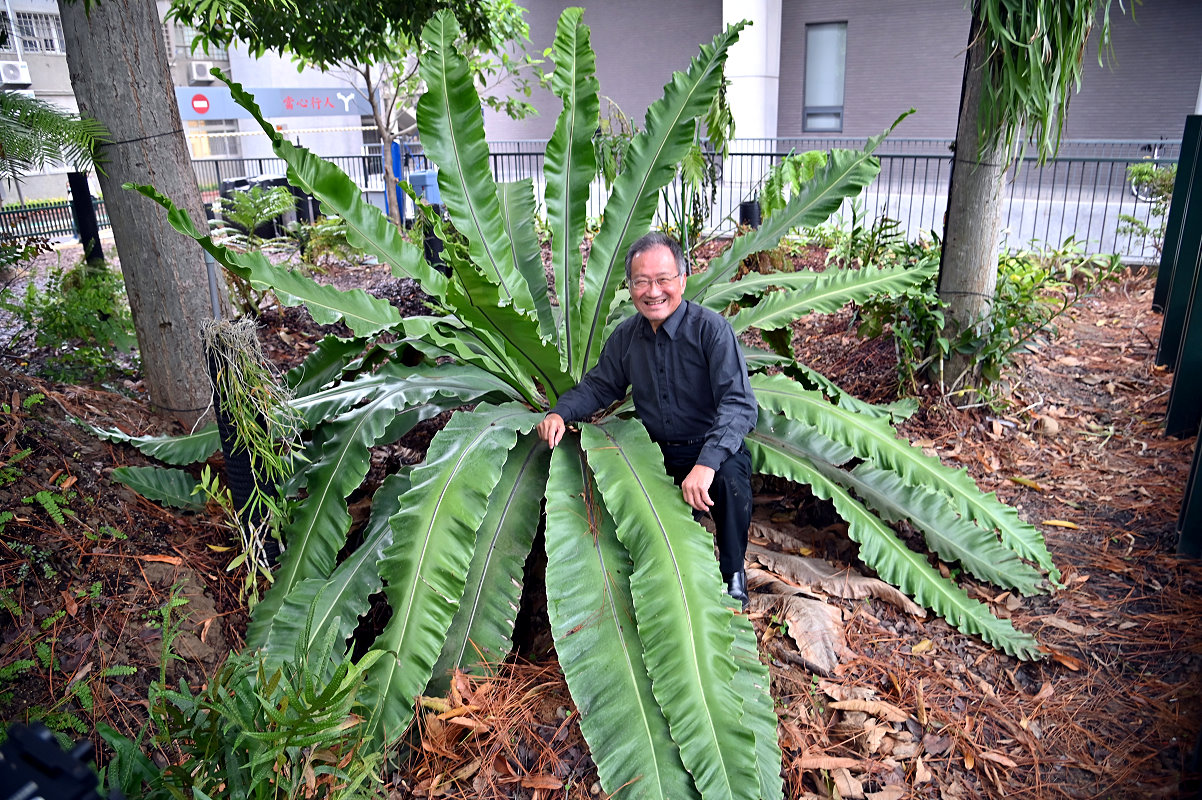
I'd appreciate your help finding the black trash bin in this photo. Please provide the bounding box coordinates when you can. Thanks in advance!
[217,176,253,234]
[291,183,319,224]
[739,200,762,229]
[219,176,252,200]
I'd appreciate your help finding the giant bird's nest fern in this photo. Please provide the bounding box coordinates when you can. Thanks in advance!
[102,9,1057,800]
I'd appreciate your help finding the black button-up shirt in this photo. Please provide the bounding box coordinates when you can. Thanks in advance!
[551,301,757,470]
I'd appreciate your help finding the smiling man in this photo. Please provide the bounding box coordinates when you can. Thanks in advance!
[536,232,758,609]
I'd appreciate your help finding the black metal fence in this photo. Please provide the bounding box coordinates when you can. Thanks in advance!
[191,155,393,201]
[2,139,1179,263]
[0,197,109,241]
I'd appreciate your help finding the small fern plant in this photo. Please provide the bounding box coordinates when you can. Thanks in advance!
[121,9,1059,800]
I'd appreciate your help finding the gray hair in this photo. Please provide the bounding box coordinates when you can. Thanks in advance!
[624,232,687,281]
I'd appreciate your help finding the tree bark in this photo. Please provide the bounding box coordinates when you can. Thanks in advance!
[374,106,404,229]
[58,0,229,427]
[937,9,1008,391]
[359,64,404,229]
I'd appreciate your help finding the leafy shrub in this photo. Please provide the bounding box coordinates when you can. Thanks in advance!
[825,199,904,268]
[0,256,137,383]
[759,149,828,220]
[858,235,1122,398]
[209,185,304,315]
[290,214,364,266]
[213,184,296,241]
[100,599,384,800]
[0,235,50,273]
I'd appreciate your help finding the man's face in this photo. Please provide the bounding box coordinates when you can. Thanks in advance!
[629,245,685,330]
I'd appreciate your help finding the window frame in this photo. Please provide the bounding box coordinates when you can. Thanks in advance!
[802,21,848,134]
[2,12,67,55]
[186,119,242,159]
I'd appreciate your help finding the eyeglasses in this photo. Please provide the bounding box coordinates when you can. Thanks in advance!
[629,275,681,291]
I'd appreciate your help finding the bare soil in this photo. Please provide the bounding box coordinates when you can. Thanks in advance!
[0,243,1199,800]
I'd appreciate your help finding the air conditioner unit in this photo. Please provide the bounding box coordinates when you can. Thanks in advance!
[189,60,214,83]
[0,61,32,87]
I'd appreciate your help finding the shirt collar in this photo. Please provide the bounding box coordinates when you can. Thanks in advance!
[657,300,690,339]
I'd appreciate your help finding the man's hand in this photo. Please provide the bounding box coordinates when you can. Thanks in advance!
[681,464,716,512]
[536,413,567,449]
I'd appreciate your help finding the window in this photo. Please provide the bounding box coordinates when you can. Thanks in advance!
[187,119,241,158]
[1,12,67,55]
[803,22,846,132]
[173,22,228,60]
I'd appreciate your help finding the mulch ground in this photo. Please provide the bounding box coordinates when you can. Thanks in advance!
[0,244,1199,800]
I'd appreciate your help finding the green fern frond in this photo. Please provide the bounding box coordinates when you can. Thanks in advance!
[752,373,1059,581]
[748,424,1042,659]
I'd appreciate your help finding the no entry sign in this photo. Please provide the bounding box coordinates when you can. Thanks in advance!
[191,94,210,114]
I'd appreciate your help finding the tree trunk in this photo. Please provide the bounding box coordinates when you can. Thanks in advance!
[58,0,229,427]
[376,109,404,229]
[937,9,1008,391]
[361,65,403,229]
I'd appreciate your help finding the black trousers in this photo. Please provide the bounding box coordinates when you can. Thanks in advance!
[658,441,753,578]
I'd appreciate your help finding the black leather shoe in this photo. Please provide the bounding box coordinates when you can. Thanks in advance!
[725,569,749,612]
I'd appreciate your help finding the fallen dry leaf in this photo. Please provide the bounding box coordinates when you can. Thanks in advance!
[1008,476,1045,491]
[66,660,92,688]
[832,767,865,799]
[1032,682,1055,702]
[1033,414,1061,435]
[1041,616,1100,636]
[520,775,564,790]
[748,540,925,617]
[794,755,862,770]
[61,590,78,617]
[979,751,1019,768]
[1042,646,1085,671]
[437,704,481,720]
[829,699,911,723]
[139,554,183,565]
[445,716,491,733]
[750,592,849,675]
[867,787,906,800]
[915,755,933,784]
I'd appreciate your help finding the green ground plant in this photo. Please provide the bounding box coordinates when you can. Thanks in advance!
[213,184,296,244]
[101,599,383,800]
[759,149,829,220]
[857,235,1123,400]
[0,256,137,383]
[289,214,365,267]
[0,235,50,275]
[115,10,1062,800]
[0,588,135,747]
